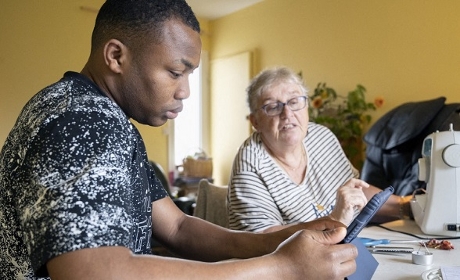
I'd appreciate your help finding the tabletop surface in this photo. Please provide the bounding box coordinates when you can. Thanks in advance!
[361,220,460,280]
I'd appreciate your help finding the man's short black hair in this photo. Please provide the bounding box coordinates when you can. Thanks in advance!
[91,0,200,51]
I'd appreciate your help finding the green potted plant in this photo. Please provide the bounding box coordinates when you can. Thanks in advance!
[308,82,384,169]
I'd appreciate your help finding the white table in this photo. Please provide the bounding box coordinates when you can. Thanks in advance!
[361,220,460,279]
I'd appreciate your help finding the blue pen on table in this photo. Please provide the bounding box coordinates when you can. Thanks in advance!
[359,237,426,247]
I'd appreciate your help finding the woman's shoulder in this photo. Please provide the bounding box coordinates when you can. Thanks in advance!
[239,132,262,149]
[234,132,267,160]
[307,122,337,138]
[305,123,343,153]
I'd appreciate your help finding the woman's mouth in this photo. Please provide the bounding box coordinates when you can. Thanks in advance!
[281,123,296,130]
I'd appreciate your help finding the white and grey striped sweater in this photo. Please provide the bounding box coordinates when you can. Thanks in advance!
[228,123,359,232]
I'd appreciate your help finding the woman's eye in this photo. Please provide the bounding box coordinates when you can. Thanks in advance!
[266,104,279,111]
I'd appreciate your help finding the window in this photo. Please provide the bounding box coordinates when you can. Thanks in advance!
[169,52,209,174]
[173,66,202,166]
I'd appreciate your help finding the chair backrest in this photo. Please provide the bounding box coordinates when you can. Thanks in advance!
[149,160,196,215]
[194,179,228,228]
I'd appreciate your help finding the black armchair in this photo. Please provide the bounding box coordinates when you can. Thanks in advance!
[361,97,460,196]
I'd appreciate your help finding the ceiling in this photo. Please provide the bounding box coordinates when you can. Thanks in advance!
[186,0,264,20]
[82,1,263,20]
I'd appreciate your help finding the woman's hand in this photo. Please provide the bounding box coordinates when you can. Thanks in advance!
[329,178,369,225]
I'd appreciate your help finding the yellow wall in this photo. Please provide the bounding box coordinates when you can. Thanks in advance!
[209,0,460,123]
[1,1,96,144]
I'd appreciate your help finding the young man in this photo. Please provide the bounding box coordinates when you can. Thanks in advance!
[0,1,357,279]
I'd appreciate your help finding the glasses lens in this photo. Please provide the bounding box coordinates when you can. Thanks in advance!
[264,103,282,116]
[288,96,307,111]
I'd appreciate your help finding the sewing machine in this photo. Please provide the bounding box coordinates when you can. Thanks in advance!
[411,123,460,237]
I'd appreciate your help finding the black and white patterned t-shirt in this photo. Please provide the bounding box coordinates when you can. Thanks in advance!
[0,72,168,279]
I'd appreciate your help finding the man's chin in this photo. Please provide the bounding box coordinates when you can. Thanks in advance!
[151,117,169,127]
[133,116,168,127]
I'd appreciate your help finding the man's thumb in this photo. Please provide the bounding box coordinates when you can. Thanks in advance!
[316,226,347,245]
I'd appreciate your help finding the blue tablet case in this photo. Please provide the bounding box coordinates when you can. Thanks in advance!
[345,237,379,280]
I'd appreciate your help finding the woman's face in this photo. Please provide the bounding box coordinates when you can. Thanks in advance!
[250,81,309,149]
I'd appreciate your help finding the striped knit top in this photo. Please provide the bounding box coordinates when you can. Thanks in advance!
[228,122,359,232]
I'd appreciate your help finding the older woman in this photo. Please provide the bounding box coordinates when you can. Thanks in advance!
[228,66,405,233]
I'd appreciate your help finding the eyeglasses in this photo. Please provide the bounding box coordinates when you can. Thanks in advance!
[260,96,308,116]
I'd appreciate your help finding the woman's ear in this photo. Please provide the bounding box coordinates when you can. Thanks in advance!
[249,113,259,131]
[103,39,127,74]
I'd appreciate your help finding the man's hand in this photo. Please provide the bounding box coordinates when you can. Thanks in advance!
[273,227,358,280]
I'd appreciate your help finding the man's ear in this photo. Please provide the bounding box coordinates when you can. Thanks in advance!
[103,39,127,74]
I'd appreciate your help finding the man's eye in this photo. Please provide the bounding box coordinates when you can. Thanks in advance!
[170,71,182,78]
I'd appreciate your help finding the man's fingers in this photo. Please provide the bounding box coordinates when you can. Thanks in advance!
[309,226,347,245]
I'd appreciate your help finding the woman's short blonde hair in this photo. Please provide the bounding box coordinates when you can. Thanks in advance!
[246,66,308,114]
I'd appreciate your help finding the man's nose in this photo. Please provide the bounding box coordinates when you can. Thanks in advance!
[176,77,191,100]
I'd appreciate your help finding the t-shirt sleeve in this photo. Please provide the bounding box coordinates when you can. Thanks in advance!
[21,111,136,275]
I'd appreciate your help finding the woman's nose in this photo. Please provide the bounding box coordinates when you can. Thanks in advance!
[280,104,294,118]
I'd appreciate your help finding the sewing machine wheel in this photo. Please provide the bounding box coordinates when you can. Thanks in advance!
[443,144,460,167]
